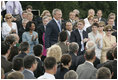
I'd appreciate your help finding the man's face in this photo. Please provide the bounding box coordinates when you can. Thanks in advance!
[97,11,102,18]
[54,11,62,20]
[77,22,84,30]
[108,19,114,26]
[66,22,73,31]
[69,13,76,20]
[43,18,49,26]
[92,26,98,32]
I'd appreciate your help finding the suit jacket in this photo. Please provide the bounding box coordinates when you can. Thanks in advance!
[76,55,100,68]
[1,56,12,73]
[14,52,27,59]
[76,61,97,79]
[45,19,62,48]
[70,29,88,55]
[86,26,92,33]
[111,60,117,79]
[23,69,36,79]
[55,67,69,79]
[18,25,26,43]
[56,42,69,54]
[34,57,45,78]
[69,51,78,71]
[37,24,45,45]
[100,17,107,24]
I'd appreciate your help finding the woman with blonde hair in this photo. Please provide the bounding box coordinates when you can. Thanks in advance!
[41,10,51,18]
[47,44,62,63]
[98,21,106,37]
[2,13,18,40]
[101,25,116,63]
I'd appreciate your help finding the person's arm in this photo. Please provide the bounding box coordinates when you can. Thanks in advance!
[14,22,18,34]
[33,32,39,45]
[6,2,11,14]
[18,1,23,17]
[2,23,10,39]
[102,38,112,51]
[1,1,6,11]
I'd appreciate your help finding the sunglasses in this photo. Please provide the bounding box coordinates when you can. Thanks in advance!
[106,30,112,32]
[99,26,104,27]
[7,17,12,19]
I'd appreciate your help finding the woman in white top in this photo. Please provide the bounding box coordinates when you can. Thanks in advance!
[2,13,18,40]
[98,21,106,37]
[88,23,103,59]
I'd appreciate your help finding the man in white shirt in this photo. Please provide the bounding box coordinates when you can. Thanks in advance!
[38,57,57,79]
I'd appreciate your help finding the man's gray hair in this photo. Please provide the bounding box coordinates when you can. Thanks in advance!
[69,42,79,53]
[52,8,62,16]
[64,70,78,79]
[86,40,95,50]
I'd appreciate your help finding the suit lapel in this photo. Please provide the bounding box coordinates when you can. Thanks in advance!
[52,19,62,32]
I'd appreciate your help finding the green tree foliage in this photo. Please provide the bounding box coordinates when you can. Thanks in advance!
[20,1,117,20]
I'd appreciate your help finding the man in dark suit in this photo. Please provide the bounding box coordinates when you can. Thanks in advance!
[14,42,30,59]
[45,8,62,49]
[1,41,12,73]
[70,20,89,55]
[5,57,24,79]
[23,55,38,79]
[65,21,73,42]
[18,19,29,43]
[96,10,107,24]
[33,44,45,78]
[37,16,49,45]
[69,42,79,71]
[76,49,97,79]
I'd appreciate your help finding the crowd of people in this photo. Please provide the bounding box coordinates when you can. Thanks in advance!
[1,1,117,79]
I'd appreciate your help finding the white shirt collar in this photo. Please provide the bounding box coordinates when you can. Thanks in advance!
[53,18,61,23]
[38,72,55,79]
[86,61,94,66]
[78,29,83,33]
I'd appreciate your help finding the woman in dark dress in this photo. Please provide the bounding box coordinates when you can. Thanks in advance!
[55,54,72,79]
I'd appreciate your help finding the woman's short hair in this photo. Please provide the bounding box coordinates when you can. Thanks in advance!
[61,54,72,66]
[5,13,12,20]
[25,21,35,31]
[104,25,113,31]
[41,10,50,17]
[47,44,62,63]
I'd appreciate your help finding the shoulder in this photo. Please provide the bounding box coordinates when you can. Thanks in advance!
[2,22,7,26]
[22,32,28,35]
[12,22,17,25]
[33,31,38,34]
[111,35,116,39]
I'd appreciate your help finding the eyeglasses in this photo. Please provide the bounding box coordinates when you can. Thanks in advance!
[6,17,12,19]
